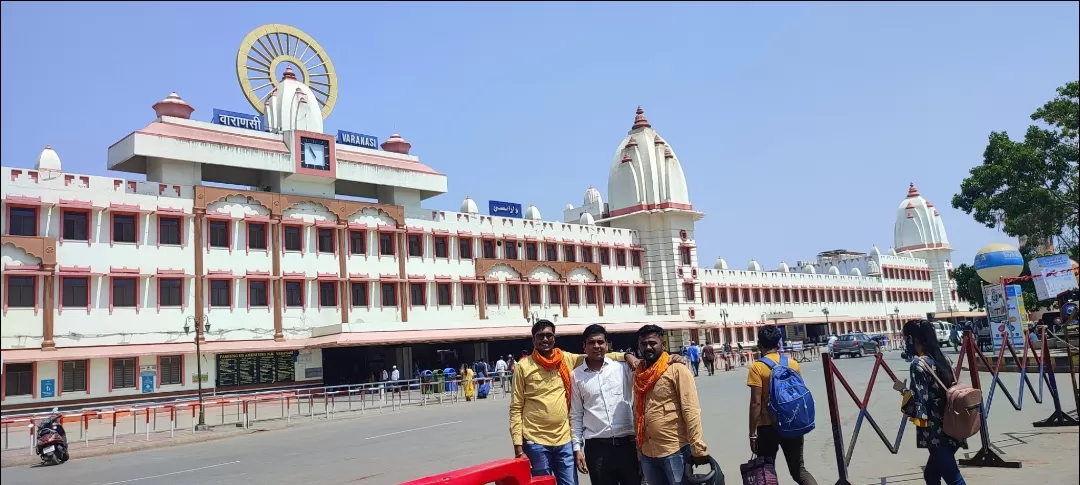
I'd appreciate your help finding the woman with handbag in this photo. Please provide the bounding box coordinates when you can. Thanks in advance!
[893,320,967,485]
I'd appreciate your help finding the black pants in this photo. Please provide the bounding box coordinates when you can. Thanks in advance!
[584,436,640,485]
[756,425,818,485]
[703,359,714,375]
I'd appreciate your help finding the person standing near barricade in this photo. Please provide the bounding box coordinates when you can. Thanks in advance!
[747,325,818,485]
[569,324,641,485]
[702,342,716,376]
[635,325,711,485]
[894,320,968,485]
[686,341,701,377]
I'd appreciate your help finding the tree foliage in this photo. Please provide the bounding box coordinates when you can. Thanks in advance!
[952,80,1080,260]
[952,263,984,310]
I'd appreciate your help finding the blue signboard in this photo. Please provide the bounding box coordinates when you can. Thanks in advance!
[40,379,55,398]
[489,200,523,218]
[212,109,265,132]
[337,130,379,150]
[141,374,155,394]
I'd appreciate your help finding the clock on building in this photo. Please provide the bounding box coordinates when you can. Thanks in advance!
[300,137,331,171]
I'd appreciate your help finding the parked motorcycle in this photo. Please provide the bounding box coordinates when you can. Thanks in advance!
[36,407,69,466]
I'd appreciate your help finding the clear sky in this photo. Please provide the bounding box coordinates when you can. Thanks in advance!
[2,1,1077,268]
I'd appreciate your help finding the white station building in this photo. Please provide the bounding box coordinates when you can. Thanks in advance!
[0,26,962,409]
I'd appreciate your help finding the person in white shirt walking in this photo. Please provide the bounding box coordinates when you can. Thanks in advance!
[495,356,509,391]
[570,324,640,485]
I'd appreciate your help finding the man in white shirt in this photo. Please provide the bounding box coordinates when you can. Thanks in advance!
[570,324,639,485]
[827,334,839,357]
[495,357,509,391]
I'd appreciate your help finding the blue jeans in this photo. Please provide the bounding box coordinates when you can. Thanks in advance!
[522,440,577,485]
[641,445,693,485]
[924,446,966,485]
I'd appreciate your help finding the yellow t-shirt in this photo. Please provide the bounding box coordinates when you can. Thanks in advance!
[746,352,802,426]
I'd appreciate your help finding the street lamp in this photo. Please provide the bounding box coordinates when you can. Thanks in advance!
[718,309,729,343]
[184,315,211,430]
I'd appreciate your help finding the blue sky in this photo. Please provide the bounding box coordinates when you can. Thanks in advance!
[2,2,1077,268]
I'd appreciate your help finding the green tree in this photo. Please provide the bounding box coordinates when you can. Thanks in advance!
[952,263,985,310]
[952,80,1079,261]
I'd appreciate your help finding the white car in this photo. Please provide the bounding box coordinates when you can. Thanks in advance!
[932,321,954,347]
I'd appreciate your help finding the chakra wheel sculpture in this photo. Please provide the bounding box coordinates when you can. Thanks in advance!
[235,24,338,119]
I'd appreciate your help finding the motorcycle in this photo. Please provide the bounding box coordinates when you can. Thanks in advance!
[36,407,69,466]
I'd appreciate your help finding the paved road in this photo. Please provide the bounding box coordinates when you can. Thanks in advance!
[3,352,1077,485]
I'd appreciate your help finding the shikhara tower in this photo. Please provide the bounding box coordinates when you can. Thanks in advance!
[893,183,959,311]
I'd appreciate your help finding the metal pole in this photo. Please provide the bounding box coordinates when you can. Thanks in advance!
[196,334,206,430]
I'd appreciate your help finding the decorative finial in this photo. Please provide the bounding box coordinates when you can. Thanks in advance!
[632,105,651,130]
[907,183,920,198]
[282,66,297,81]
[654,134,665,145]
[45,145,52,150]
[381,133,412,155]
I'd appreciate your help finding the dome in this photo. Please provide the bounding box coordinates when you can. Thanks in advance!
[582,186,604,213]
[828,265,840,275]
[777,261,790,273]
[803,264,817,274]
[152,92,194,119]
[606,106,692,217]
[35,145,61,172]
[564,203,574,211]
[579,212,596,225]
[264,67,323,134]
[524,204,542,221]
[870,245,881,257]
[381,133,412,155]
[748,260,761,272]
[894,183,951,253]
[460,196,479,214]
[714,257,728,270]
[867,260,881,275]
[850,267,862,276]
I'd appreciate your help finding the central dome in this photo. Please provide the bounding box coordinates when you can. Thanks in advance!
[606,106,692,217]
[264,67,323,134]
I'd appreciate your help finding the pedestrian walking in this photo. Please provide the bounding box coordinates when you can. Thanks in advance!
[686,341,700,377]
[895,320,968,485]
[702,343,715,376]
[747,325,818,485]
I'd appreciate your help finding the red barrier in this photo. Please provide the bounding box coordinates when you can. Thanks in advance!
[399,458,555,485]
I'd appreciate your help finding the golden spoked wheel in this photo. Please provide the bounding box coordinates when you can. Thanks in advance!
[235,24,338,119]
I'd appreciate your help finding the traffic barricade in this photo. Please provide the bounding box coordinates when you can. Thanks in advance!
[399,458,555,485]
[822,329,1078,484]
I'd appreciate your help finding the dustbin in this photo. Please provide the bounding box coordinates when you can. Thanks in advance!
[434,369,445,394]
[443,368,457,392]
[421,370,434,394]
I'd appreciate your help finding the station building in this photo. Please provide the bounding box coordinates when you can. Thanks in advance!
[0,25,962,409]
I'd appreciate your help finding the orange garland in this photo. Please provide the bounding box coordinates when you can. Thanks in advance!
[633,352,669,448]
[531,348,572,412]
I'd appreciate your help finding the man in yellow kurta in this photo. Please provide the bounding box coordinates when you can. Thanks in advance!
[635,324,710,485]
[509,320,641,485]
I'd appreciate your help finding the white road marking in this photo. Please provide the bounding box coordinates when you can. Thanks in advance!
[365,421,463,440]
[94,461,241,485]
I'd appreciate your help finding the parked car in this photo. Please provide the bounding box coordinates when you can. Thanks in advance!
[931,321,954,347]
[832,333,880,358]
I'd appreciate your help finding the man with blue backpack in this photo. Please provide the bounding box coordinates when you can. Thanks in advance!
[746,325,819,485]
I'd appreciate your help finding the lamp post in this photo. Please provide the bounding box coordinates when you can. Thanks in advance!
[719,309,729,343]
[184,315,211,430]
[893,306,901,333]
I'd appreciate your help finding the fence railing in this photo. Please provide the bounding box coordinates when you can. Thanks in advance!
[822,328,1079,484]
[1,374,513,454]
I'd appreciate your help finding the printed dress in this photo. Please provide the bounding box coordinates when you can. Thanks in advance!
[901,357,967,450]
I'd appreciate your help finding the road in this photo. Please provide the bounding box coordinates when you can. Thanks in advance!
[3,351,1077,485]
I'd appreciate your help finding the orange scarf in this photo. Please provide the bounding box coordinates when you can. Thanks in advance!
[633,352,669,448]
[532,348,572,412]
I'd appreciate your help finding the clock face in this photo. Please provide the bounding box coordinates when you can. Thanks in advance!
[300,137,331,171]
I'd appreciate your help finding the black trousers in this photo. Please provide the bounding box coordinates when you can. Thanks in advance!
[583,436,640,485]
[703,359,715,375]
[756,425,818,485]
